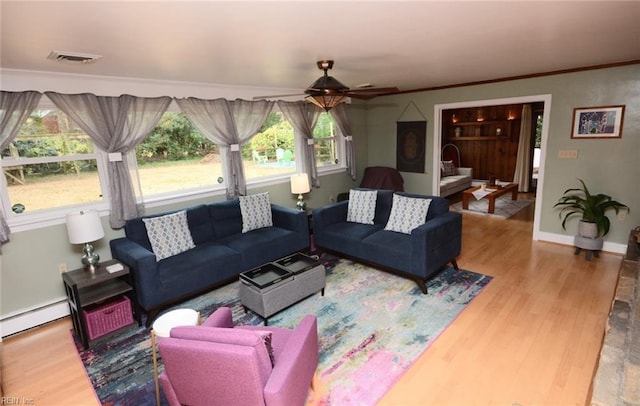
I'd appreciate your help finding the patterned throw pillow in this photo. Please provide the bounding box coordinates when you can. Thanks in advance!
[253,330,276,367]
[384,194,432,234]
[143,210,195,261]
[441,160,457,177]
[346,189,377,225]
[239,192,273,233]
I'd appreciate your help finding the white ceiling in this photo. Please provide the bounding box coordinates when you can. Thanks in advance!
[2,1,640,97]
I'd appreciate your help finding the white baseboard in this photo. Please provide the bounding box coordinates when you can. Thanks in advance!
[0,298,69,338]
[535,231,627,254]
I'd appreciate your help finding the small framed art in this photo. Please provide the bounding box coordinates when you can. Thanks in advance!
[571,105,625,139]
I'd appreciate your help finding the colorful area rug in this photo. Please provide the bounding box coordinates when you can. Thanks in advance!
[451,195,533,218]
[75,257,492,405]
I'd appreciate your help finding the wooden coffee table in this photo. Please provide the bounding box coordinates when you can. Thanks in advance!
[462,183,518,214]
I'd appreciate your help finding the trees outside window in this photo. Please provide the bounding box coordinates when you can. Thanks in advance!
[244,112,297,182]
[1,107,105,214]
[313,112,340,167]
[1,101,345,225]
[134,112,223,196]
[244,111,342,182]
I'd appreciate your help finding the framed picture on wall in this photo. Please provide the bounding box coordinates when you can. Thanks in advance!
[571,105,625,139]
[396,121,426,173]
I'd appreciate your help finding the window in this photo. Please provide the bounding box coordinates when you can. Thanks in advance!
[244,112,297,182]
[313,112,341,167]
[135,112,223,197]
[1,99,348,229]
[244,111,344,182]
[1,106,106,216]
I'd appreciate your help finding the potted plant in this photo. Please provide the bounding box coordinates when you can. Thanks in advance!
[554,178,630,238]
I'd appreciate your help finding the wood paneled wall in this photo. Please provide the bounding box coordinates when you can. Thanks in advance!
[442,104,522,181]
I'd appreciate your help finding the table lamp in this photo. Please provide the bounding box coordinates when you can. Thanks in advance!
[66,210,105,272]
[290,173,311,211]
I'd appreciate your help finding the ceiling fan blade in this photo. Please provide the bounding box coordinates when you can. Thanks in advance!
[347,87,399,93]
[254,61,399,102]
[253,93,305,100]
[344,87,400,100]
[347,93,379,100]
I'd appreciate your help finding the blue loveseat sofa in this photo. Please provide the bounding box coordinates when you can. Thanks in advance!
[110,199,309,324]
[312,189,462,293]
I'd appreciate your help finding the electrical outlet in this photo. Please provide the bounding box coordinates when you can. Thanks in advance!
[617,211,627,221]
[329,195,335,203]
[58,263,68,273]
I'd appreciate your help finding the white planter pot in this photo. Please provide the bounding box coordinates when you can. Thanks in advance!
[578,220,598,239]
[575,235,604,251]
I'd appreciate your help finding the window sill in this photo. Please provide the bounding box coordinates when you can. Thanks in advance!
[6,202,109,233]
[5,166,346,234]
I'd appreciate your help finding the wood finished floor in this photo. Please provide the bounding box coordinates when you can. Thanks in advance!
[1,196,622,405]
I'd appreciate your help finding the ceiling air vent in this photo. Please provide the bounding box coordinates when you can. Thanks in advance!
[47,51,102,64]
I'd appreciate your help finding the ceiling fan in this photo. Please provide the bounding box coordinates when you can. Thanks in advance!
[253,60,399,111]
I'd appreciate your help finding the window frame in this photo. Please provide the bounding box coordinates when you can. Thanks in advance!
[1,149,111,228]
[313,111,345,171]
[1,100,348,233]
[313,132,343,169]
[0,99,113,230]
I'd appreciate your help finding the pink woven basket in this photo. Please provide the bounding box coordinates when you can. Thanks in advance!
[83,296,133,340]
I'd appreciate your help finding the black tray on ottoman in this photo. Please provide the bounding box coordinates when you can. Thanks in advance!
[239,263,292,289]
[239,253,325,325]
[275,253,320,274]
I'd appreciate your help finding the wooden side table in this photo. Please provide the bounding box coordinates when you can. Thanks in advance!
[62,259,141,349]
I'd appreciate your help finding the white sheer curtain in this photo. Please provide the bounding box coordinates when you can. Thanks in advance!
[175,98,274,198]
[513,104,533,192]
[277,101,323,187]
[329,103,356,180]
[0,91,43,244]
[45,92,171,228]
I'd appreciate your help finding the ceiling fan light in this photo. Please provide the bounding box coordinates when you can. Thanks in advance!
[305,94,346,111]
[310,75,349,92]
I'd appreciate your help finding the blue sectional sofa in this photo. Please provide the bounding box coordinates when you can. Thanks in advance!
[312,189,462,293]
[110,198,309,324]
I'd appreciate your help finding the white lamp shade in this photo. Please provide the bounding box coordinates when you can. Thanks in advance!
[291,173,311,194]
[66,210,105,244]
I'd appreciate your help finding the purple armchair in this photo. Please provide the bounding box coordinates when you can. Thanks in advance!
[158,307,318,406]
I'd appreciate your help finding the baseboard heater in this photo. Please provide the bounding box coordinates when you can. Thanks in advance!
[0,297,69,339]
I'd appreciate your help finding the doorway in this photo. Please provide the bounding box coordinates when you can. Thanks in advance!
[441,103,539,186]
[433,94,552,241]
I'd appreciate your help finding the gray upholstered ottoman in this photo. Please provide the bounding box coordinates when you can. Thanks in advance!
[239,253,325,325]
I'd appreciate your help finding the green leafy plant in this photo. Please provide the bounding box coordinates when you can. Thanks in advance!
[554,178,629,237]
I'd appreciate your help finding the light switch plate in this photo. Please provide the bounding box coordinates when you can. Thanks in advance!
[559,149,578,159]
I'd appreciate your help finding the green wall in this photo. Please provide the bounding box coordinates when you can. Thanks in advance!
[0,173,359,320]
[1,144,364,325]
[2,65,637,327]
[364,64,639,246]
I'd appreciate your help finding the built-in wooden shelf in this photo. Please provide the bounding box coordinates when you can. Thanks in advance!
[448,136,506,141]
[452,120,513,126]
[443,104,525,181]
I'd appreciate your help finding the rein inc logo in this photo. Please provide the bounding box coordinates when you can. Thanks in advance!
[1,398,35,405]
